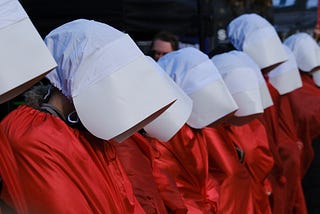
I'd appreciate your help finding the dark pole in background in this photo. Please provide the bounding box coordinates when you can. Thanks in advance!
[197,0,206,52]
[198,0,213,53]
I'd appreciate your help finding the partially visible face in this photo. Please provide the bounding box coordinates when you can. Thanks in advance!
[151,39,174,61]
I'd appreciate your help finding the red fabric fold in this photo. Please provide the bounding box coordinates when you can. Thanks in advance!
[150,125,218,213]
[114,132,188,214]
[1,105,145,214]
[287,73,320,176]
[204,121,273,214]
[0,127,27,213]
[262,79,307,214]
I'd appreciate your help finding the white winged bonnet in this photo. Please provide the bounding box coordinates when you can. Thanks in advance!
[44,19,180,142]
[0,0,57,103]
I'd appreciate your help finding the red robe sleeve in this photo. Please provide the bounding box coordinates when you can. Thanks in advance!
[228,119,274,183]
[204,125,272,214]
[152,124,218,213]
[114,132,187,214]
[1,105,145,214]
[0,127,27,213]
[203,126,239,185]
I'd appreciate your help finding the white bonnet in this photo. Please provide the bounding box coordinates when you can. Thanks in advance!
[0,0,57,103]
[158,47,238,128]
[267,45,302,94]
[45,19,179,142]
[284,32,320,72]
[212,50,272,116]
[227,13,288,69]
[144,56,193,142]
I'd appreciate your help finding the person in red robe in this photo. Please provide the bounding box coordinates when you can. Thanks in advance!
[227,13,307,214]
[284,32,320,214]
[208,50,274,214]
[0,1,56,212]
[203,120,273,214]
[150,47,238,213]
[284,32,320,176]
[1,19,179,213]
[114,57,194,214]
[1,85,147,213]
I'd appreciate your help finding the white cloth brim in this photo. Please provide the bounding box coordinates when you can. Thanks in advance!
[312,69,320,87]
[299,50,320,72]
[260,82,273,109]
[243,27,288,69]
[187,79,238,128]
[268,68,302,95]
[73,56,177,142]
[0,18,57,103]
[233,90,264,116]
[144,73,193,142]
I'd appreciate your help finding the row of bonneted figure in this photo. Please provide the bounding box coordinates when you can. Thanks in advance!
[1,0,320,214]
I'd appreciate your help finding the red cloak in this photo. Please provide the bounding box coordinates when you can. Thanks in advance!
[0,127,27,213]
[1,105,145,214]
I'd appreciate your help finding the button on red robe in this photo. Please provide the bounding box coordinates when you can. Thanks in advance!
[0,105,145,214]
[150,125,218,214]
[114,132,187,214]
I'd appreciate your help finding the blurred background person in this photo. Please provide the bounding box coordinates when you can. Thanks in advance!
[148,31,179,61]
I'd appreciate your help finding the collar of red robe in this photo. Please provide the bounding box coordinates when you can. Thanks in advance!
[39,103,86,131]
[40,103,67,121]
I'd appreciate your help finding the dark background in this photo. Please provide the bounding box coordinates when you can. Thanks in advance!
[17,0,317,50]
[0,0,317,120]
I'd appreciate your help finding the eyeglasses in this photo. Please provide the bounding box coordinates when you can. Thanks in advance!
[150,50,169,57]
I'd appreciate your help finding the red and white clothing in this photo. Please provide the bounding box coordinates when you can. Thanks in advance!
[1,105,145,214]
